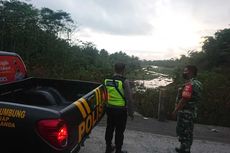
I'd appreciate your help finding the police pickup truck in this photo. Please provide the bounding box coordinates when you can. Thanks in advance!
[0,51,107,153]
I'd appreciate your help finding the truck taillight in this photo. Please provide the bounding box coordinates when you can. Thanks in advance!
[102,90,108,102]
[37,119,68,150]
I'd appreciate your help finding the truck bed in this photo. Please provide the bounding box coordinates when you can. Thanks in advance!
[0,77,99,105]
[0,77,107,153]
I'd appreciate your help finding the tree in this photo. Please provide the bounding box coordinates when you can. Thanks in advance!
[202,29,230,68]
[0,0,39,51]
[39,7,75,36]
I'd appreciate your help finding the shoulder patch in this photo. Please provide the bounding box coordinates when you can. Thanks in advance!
[182,83,192,99]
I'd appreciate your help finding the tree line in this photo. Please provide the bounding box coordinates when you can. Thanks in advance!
[0,0,141,82]
[136,28,230,127]
[1,0,229,127]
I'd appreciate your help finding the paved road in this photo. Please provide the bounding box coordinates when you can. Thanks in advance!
[98,113,230,144]
[79,126,230,153]
[79,114,230,153]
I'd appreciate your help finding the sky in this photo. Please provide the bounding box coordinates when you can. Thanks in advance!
[22,0,230,60]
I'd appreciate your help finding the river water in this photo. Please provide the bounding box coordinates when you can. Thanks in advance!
[134,66,173,90]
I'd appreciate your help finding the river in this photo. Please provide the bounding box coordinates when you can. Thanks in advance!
[134,66,173,90]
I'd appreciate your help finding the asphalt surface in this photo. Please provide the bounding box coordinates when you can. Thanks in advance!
[79,113,230,153]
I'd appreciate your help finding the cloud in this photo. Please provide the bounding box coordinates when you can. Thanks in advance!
[27,0,230,36]
[25,0,155,36]
[72,0,155,35]
[22,0,230,60]
[171,0,230,27]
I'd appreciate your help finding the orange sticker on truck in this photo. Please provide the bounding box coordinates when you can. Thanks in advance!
[74,87,105,143]
[77,104,104,143]
[0,108,26,118]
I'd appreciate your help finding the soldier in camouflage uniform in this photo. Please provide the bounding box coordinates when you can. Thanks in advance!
[172,65,202,153]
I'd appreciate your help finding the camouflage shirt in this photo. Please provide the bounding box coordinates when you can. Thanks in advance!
[177,78,203,117]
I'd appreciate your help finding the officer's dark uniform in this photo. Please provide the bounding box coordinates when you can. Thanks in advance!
[104,74,133,153]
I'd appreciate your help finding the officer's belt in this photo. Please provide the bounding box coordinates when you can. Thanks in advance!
[106,104,127,110]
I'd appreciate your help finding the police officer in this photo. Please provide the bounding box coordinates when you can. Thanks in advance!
[104,62,134,153]
[172,65,202,153]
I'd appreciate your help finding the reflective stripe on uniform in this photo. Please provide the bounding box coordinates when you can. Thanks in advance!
[104,79,126,107]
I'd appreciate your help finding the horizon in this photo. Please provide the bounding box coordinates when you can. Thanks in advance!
[21,0,230,60]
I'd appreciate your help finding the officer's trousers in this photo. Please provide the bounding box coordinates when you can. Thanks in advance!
[176,110,194,152]
[105,107,127,150]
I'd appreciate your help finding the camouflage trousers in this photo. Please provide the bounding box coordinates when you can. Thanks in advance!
[176,110,194,152]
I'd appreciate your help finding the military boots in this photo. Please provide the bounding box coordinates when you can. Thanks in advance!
[175,147,191,153]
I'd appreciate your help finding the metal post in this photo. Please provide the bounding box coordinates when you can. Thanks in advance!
[158,88,166,121]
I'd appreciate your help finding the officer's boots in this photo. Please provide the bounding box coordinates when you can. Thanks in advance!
[115,150,128,153]
[105,144,115,153]
[175,147,191,153]
[115,147,128,153]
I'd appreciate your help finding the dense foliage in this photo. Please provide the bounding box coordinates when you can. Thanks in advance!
[1,0,229,127]
[138,28,230,127]
[0,0,141,82]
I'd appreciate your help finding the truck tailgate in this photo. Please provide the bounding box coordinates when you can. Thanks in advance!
[0,84,107,153]
[0,102,62,153]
